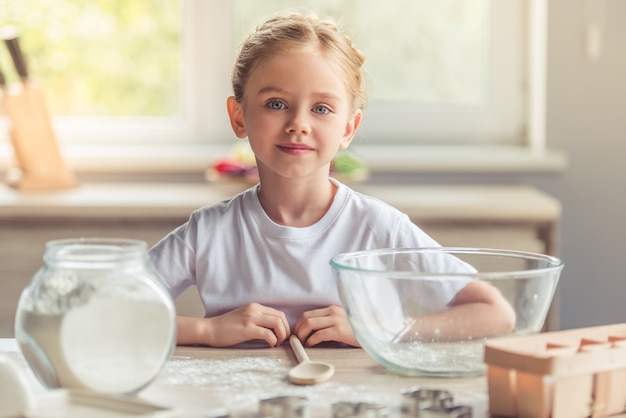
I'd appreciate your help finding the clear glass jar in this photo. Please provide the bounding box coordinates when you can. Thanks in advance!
[14,238,176,396]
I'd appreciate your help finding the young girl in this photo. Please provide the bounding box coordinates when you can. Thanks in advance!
[149,11,515,348]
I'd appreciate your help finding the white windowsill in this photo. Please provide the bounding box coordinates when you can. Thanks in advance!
[0,141,567,175]
[350,144,567,173]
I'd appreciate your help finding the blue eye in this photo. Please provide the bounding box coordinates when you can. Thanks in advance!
[267,100,286,110]
[313,105,330,115]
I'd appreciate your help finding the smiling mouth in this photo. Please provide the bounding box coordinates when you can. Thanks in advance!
[277,144,314,154]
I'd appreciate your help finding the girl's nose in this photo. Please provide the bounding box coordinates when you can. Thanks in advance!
[285,109,311,135]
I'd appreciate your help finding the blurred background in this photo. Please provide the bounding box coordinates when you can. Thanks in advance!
[0,0,624,336]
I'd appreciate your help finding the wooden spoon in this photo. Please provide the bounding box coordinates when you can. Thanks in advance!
[287,335,335,385]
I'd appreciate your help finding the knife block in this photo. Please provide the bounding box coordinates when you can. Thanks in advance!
[3,83,78,191]
[484,323,626,418]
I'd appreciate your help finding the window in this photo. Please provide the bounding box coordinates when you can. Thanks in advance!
[232,0,523,146]
[0,0,192,147]
[0,0,556,173]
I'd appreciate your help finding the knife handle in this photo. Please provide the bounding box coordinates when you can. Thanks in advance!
[1,26,28,80]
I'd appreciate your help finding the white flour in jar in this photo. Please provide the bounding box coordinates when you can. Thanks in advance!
[18,276,175,395]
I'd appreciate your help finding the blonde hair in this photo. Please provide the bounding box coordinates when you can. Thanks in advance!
[231,11,367,112]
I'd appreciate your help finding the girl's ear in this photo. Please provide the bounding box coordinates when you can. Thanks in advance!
[339,109,363,150]
[227,96,248,138]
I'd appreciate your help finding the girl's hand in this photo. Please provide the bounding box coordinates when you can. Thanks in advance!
[293,305,360,347]
[198,303,290,347]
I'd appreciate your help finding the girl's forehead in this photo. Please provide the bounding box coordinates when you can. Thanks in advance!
[237,44,358,112]
[248,47,348,90]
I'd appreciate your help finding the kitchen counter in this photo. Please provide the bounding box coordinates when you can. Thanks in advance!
[0,182,560,225]
[0,182,561,255]
[0,338,489,417]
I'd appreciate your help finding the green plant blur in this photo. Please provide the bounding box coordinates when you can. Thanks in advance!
[0,0,181,117]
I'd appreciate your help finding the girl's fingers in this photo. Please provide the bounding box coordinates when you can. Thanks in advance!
[243,304,290,346]
[294,306,334,334]
[254,309,290,346]
[303,326,335,346]
[294,315,333,340]
[208,303,290,347]
[294,305,359,346]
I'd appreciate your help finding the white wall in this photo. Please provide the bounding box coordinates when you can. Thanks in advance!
[544,0,626,329]
[374,0,626,330]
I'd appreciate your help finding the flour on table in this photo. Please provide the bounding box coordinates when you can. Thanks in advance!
[157,355,396,406]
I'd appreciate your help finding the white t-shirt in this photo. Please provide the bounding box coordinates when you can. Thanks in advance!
[148,180,470,328]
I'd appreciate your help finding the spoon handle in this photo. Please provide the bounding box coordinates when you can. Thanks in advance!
[289,335,310,363]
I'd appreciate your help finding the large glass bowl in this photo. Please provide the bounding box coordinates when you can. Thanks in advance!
[330,247,563,377]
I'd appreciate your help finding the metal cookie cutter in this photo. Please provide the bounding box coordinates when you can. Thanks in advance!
[259,396,309,418]
[332,401,390,418]
[400,389,472,417]
[418,405,472,418]
[401,389,454,414]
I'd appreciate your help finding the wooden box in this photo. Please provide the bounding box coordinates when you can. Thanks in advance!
[484,323,626,418]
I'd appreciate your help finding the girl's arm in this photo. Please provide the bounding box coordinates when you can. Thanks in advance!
[402,280,517,342]
[175,303,291,347]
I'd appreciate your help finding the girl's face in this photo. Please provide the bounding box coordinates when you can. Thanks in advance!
[227,47,362,182]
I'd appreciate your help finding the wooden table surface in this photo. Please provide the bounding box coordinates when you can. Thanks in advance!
[1,339,489,417]
[140,343,489,417]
